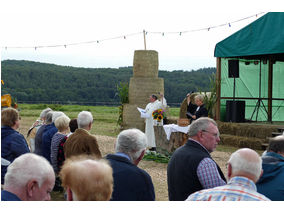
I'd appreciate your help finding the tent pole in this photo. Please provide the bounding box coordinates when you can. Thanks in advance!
[216,57,221,121]
[268,58,273,122]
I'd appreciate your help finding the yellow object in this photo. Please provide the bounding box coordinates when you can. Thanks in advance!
[1,94,12,107]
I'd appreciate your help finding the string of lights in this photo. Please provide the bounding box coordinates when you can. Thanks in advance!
[2,12,264,50]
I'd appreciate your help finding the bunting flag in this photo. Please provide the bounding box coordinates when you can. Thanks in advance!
[2,12,264,50]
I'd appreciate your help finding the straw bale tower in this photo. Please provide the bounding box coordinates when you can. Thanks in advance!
[122,50,164,131]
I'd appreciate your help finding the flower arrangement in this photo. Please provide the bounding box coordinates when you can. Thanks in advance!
[152,109,166,121]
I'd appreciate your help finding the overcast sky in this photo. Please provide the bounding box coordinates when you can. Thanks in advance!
[0,0,279,71]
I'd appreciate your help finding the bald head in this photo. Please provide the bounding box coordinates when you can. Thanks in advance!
[60,155,113,201]
[228,148,262,182]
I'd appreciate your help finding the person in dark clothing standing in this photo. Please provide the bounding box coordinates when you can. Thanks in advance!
[106,128,155,201]
[1,108,30,184]
[191,94,208,122]
[186,92,197,120]
[41,111,65,163]
[167,117,226,201]
[34,111,53,156]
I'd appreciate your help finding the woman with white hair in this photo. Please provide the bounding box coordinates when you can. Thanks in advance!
[27,107,52,152]
[190,94,208,122]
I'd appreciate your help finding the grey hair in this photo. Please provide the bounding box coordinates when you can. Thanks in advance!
[40,108,52,119]
[45,111,53,124]
[4,153,54,188]
[228,150,262,180]
[115,128,147,162]
[188,117,217,137]
[77,111,93,129]
[195,94,204,102]
[52,111,66,123]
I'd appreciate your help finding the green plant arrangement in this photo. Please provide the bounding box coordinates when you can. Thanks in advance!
[143,151,171,164]
[199,73,219,119]
[116,82,129,126]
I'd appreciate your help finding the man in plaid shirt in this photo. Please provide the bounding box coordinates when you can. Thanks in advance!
[167,117,226,201]
[186,148,270,201]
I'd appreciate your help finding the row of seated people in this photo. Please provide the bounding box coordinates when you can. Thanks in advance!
[2,108,284,201]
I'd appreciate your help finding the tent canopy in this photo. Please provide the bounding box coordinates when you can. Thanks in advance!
[214,12,284,59]
[214,12,284,122]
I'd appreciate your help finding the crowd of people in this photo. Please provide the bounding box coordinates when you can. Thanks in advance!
[1,95,284,201]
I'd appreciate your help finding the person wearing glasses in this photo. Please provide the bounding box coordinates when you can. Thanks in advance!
[167,117,226,201]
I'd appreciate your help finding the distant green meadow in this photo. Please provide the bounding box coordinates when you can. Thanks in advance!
[19,104,180,137]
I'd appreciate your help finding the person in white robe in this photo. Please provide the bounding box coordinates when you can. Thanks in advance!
[145,94,167,151]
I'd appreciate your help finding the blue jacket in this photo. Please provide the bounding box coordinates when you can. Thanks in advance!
[1,126,30,184]
[1,190,21,201]
[256,151,284,201]
[41,123,57,163]
[105,154,155,201]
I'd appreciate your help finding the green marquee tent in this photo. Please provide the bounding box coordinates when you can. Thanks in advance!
[214,12,284,122]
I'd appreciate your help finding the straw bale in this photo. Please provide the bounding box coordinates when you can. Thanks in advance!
[179,98,187,118]
[217,121,279,140]
[220,134,264,150]
[128,77,164,104]
[122,103,145,131]
[133,50,159,78]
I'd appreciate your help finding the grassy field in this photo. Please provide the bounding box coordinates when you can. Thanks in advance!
[17,104,237,201]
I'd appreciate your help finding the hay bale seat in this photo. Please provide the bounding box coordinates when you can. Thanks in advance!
[161,119,283,150]
[217,121,284,150]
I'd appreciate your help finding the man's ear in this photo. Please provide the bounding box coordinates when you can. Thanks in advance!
[26,180,38,198]
[133,149,145,166]
[227,163,232,180]
[259,169,263,179]
[88,122,92,130]
[67,187,73,201]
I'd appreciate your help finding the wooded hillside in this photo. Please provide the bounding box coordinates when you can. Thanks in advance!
[1,60,216,106]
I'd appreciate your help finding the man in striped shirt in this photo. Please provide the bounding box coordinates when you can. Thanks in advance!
[186,148,270,201]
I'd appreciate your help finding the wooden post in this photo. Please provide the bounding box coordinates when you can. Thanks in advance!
[215,57,221,120]
[143,30,147,50]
